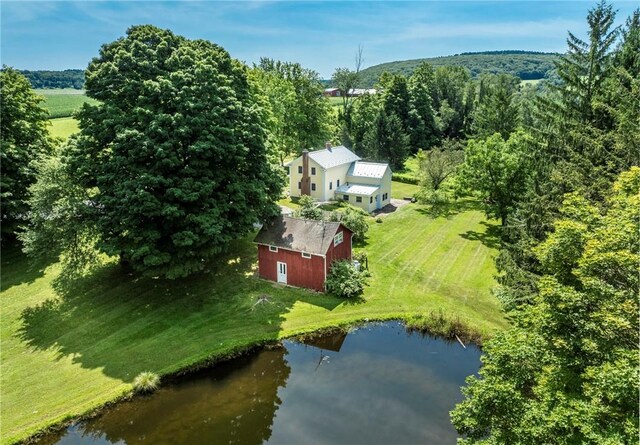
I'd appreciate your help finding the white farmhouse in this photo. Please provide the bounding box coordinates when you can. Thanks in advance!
[287,144,392,213]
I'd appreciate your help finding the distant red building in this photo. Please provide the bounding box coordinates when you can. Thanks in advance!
[254,216,353,292]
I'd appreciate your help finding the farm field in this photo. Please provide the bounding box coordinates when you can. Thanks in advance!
[49,117,79,139]
[1,200,505,444]
[35,88,98,118]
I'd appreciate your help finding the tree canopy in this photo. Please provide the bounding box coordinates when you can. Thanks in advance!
[1,67,53,238]
[21,25,284,278]
[452,168,639,445]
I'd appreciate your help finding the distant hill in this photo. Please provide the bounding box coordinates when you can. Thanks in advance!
[357,51,560,87]
[20,69,85,89]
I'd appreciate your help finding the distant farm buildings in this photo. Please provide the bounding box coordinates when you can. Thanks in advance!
[323,88,377,97]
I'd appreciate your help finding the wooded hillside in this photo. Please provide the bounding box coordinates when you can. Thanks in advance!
[19,69,84,89]
[357,51,559,87]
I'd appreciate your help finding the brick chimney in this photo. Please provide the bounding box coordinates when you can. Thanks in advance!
[301,149,311,196]
[325,141,332,151]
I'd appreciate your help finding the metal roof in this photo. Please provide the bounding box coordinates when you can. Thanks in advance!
[335,183,380,196]
[254,216,350,255]
[308,146,361,169]
[347,161,389,179]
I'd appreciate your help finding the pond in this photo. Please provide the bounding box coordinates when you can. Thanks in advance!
[40,322,481,445]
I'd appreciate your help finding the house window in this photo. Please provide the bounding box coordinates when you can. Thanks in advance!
[334,231,343,246]
[383,193,388,200]
[298,166,303,174]
[337,179,340,187]
[356,196,362,203]
[298,181,301,189]
[311,183,316,191]
[311,167,316,175]
[370,196,373,203]
[343,195,349,201]
[329,181,333,190]
[269,246,278,252]
[302,252,312,259]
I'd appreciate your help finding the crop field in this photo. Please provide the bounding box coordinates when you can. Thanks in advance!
[49,117,80,140]
[34,89,99,118]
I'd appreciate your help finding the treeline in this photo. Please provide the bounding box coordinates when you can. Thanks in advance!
[19,69,84,89]
[447,4,639,444]
[356,51,559,87]
[335,63,524,172]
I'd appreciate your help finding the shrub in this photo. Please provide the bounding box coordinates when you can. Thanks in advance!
[391,173,419,185]
[133,371,160,393]
[325,260,369,299]
[295,195,322,220]
[340,206,369,242]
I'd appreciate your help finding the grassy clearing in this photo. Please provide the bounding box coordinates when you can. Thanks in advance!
[1,201,505,444]
[49,117,79,140]
[35,89,98,118]
[391,180,420,199]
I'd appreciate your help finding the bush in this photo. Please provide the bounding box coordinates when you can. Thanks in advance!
[340,206,369,242]
[391,173,419,185]
[325,260,369,299]
[133,371,160,393]
[295,195,322,220]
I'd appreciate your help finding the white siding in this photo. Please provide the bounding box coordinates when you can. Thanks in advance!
[288,157,325,200]
[323,164,351,201]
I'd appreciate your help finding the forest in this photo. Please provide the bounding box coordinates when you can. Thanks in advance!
[356,50,560,87]
[19,69,85,89]
[1,1,638,443]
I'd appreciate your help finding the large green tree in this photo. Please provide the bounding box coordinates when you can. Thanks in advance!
[472,73,521,140]
[408,63,440,151]
[458,132,531,227]
[452,168,640,445]
[431,66,475,138]
[256,58,330,156]
[23,25,283,279]
[0,67,53,238]
[363,109,409,170]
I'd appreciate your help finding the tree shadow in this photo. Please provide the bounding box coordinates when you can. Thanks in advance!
[1,241,57,292]
[415,199,482,219]
[459,221,502,250]
[16,237,342,383]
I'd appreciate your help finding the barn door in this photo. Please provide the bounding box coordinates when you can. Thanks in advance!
[277,262,287,284]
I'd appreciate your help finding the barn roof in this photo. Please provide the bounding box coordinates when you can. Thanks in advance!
[308,145,360,169]
[254,216,350,255]
[347,161,390,179]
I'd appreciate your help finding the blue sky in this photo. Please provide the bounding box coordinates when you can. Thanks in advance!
[2,1,637,78]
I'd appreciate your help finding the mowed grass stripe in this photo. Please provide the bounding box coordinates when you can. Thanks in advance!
[1,202,506,444]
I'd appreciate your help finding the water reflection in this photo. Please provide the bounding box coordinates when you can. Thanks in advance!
[41,322,481,445]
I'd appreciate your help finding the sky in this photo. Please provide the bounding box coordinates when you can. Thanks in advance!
[1,1,638,78]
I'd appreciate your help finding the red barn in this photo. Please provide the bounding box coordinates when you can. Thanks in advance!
[254,216,353,292]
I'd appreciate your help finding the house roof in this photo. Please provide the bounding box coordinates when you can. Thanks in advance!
[254,216,350,255]
[347,161,389,179]
[308,146,361,169]
[336,183,380,196]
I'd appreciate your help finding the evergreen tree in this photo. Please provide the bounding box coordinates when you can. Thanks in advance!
[408,63,440,151]
[364,109,409,170]
[0,67,54,238]
[472,73,521,140]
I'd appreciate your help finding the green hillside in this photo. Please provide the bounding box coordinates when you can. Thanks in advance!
[357,50,560,87]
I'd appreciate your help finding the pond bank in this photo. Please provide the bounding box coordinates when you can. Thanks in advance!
[4,203,505,444]
[33,322,483,445]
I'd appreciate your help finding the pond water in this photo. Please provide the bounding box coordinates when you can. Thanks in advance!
[40,322,481,445]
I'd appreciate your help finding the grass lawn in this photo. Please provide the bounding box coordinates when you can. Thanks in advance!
[49,117,79,140]
[1,201,505,444]
[391,180,420,199]
[35,89,98,119]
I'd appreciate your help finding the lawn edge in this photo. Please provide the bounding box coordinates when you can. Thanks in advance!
[12,310,499,445]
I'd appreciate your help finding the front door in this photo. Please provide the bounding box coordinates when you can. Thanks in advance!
[277,261,287,284]
[376,194,381,209]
